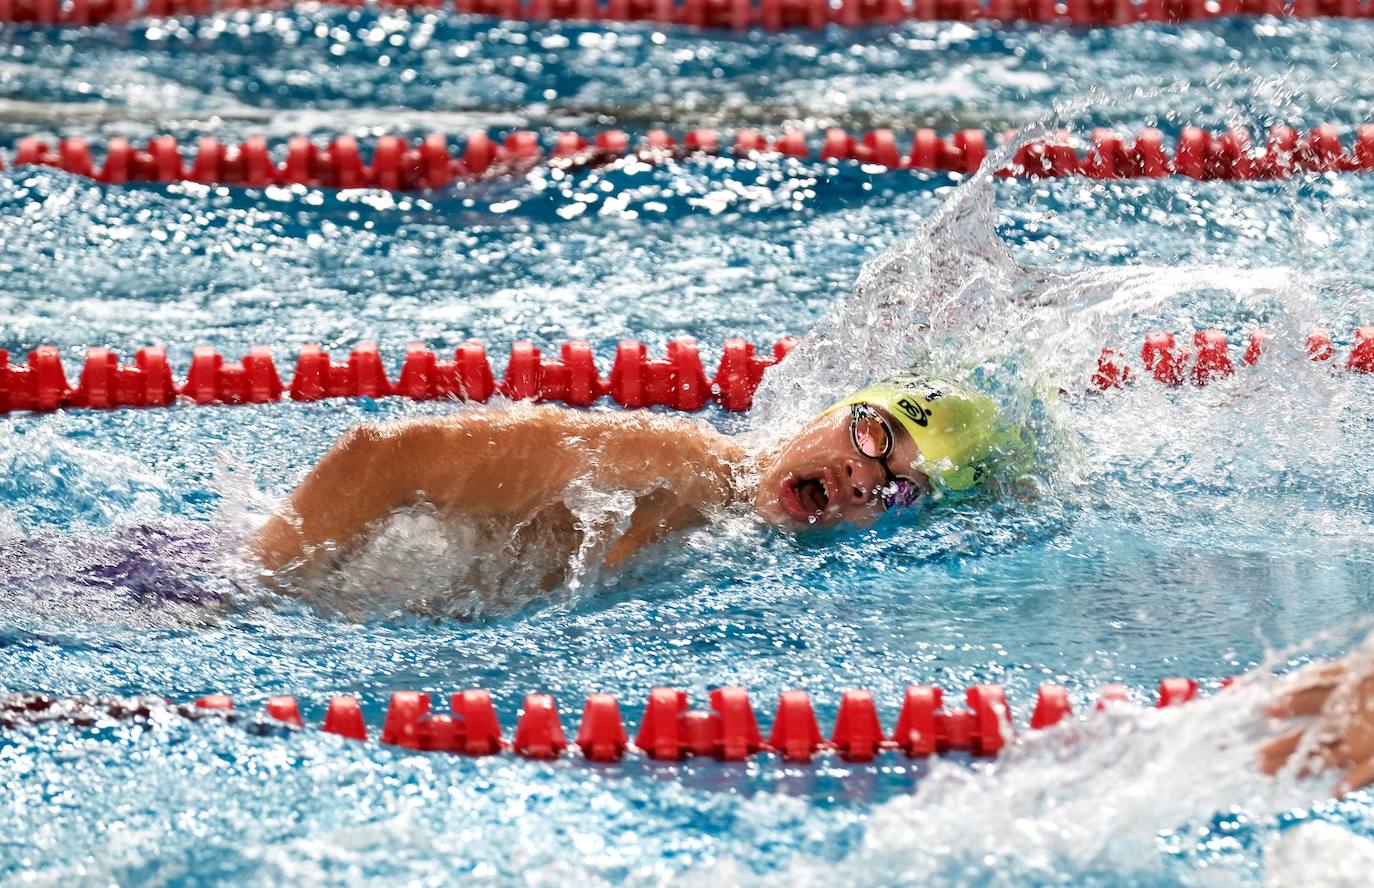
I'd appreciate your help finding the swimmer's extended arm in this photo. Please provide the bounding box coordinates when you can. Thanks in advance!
[252,405,744,572]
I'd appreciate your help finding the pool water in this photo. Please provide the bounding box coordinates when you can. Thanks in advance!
[3,9,1374,886]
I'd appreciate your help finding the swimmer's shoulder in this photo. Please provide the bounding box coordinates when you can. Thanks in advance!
[363,404,740,470]
[375,402,720,438]
[363,403,549,438]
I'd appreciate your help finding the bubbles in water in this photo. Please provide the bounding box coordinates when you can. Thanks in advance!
[681,631,1374,887]
[4,14,1374,884]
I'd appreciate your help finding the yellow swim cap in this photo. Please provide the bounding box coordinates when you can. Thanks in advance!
[828,373,1025,492]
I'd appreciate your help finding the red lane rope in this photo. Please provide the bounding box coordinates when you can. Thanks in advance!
[0,0,1371,31]
[3,677,1209,762]
[2,328,1372,417]
[0,338,795,414]
[1094,326,1374,387]
[5,125,1374,192]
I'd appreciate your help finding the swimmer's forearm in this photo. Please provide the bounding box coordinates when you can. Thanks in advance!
[603,491,706,568]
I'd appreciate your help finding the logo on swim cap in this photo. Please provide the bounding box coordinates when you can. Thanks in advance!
[895,397,930,427]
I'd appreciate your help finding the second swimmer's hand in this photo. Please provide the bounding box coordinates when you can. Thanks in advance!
[1259,655,1374,796]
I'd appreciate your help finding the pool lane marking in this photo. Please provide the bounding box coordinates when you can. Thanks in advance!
[5,124,1373,193]
[3,328,1373,416]
[1,679,1207,763]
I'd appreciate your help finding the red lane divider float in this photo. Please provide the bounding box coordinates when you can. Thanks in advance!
[4,327,1372,417]
[0,337,795,415]
[187,677,1203,762]
[1,0,1372,30]
[1093,325,1374,389]
[5,124,1374,193]
[1,677,1205,763]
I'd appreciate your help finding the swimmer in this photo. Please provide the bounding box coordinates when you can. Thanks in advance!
[253,372,1028,577]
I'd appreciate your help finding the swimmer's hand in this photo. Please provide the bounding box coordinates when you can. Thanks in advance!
[1259,655,1374,796]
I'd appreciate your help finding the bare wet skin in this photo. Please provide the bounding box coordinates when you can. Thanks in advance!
[263,451,730,620]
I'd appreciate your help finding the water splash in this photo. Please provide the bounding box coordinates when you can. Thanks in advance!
[666,629,1374,887]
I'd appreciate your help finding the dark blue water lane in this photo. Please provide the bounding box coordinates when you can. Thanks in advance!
[3,10,1374,886]
[1,12,1373,143]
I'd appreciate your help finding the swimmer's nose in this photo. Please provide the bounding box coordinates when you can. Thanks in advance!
[843,460,881,505]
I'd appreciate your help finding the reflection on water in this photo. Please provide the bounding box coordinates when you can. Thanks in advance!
[2,11,1374,885]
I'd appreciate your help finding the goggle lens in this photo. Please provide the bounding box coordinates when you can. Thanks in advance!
[851,408,892,460]
[882,478,923,510]
[851,404,923,511]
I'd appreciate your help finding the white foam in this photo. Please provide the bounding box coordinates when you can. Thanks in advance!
[1264,821,1374,888]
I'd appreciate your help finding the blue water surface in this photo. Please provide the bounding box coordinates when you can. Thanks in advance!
[2,10,1374,886]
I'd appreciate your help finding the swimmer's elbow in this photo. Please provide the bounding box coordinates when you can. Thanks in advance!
[291,422,406,524]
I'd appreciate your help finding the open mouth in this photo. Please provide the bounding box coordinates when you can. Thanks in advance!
[778,471,833,523]
[796,476,828,513]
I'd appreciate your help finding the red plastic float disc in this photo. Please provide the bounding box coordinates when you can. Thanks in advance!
[1029,684,1072,729]
[576,694,629,762]
[709,687,763,761]
[893,685,942,757]
[380,691,431,749]
[767,691,825,763]
[514,694,567,759]
[830,690,885,762]
[323,696,368,741]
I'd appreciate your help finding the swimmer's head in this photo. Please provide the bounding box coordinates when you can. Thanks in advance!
[753,373,1012,531]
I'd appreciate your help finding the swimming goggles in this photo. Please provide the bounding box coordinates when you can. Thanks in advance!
[848,403,925,511]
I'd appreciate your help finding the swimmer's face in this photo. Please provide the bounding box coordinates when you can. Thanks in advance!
[754,404,928,532]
